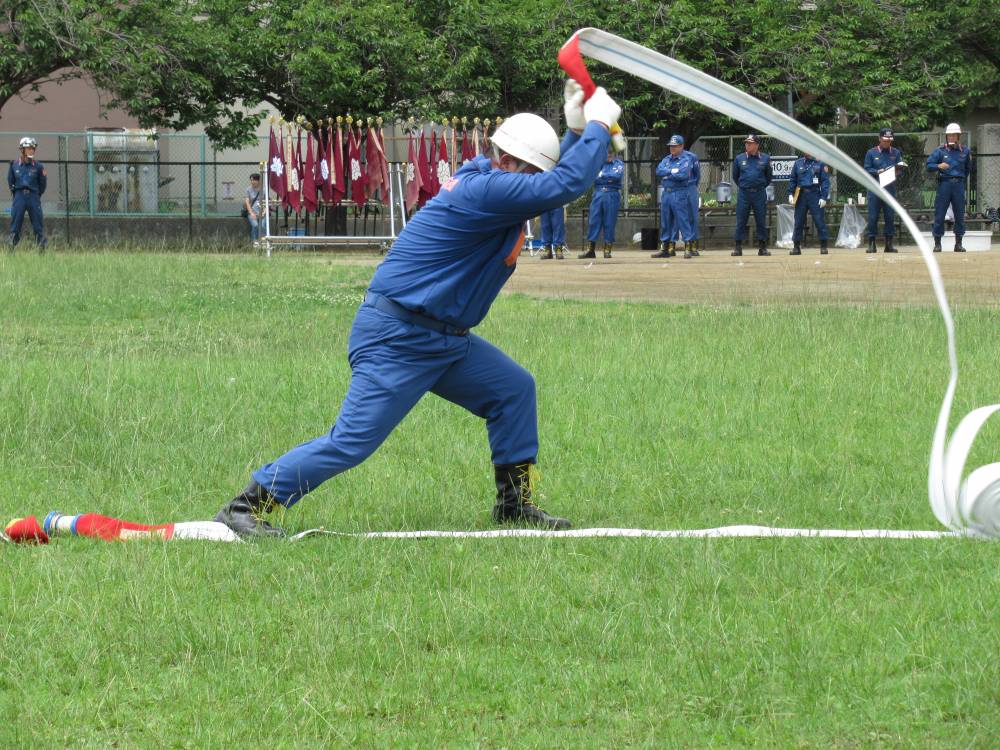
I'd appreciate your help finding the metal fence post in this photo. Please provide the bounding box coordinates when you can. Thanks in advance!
[188,163,194,242]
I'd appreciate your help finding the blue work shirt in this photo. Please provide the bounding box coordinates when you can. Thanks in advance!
[8,157,47,194]
[593,158,624,191]
[367,122,609,329]
[787,157,830,199]
[863,145,903,179]
[925,143,972,179]
[656,151,697,188]
[732,151,771,189]
[683,149,701,188]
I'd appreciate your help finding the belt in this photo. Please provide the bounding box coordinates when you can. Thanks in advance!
[797,185,818,191]
[938,177,964,183]
[663,187,684,193]
[364,292,469,336]
[597,187,620,192]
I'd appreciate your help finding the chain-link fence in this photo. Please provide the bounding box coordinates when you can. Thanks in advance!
[4,129,999,230]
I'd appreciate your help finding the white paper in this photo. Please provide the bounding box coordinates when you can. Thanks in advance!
[879,167,896,187]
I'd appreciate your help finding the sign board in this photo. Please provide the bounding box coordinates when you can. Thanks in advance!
[770,157,797,180]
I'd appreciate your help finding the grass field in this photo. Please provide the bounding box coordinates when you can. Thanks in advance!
[2,252,1000,748]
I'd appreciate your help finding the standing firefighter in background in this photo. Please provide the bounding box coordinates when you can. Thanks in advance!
[863,128,904,253]
[927,122,972,253]
[682,141,702,258]
[787,152,830,255]
[652,134,697,258]
[581,146,624,258]
[538,204,568,259]
[7,136,47,251]
[731,134,771,257]
[214,82,621,538]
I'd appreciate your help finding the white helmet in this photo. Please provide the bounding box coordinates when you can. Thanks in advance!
[18,136,37,149]
[945,123,962,135]
[491,113,560,172]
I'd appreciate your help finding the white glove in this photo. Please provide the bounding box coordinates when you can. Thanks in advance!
[818,199,827,208]
[611,129,627,153]
[563,79,586,132]
[788,195,795,205]
[583,87,621,129]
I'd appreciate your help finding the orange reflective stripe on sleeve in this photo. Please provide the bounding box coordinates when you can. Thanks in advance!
[504,230,525,267]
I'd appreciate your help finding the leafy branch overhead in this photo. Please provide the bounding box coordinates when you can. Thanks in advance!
[1,0,997,148]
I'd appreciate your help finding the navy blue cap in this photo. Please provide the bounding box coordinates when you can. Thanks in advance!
[744,134,760,144]
[668,134,684,146]
[879,128,894,139]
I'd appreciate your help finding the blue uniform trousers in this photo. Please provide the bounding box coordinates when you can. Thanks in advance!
[9,189,45,246]
[586,189,620,243]
[932,178,966,238]
[792,189,829,242]
[686,187,700,241]
[735,187,767,242]
[252,303,538,507]
[659,187,692,242]
[866,185,896,238]
[540,207,566,246]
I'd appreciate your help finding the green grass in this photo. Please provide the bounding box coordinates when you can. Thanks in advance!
[2,253,1000,748]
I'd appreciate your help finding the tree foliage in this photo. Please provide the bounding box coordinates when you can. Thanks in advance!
[1,0,997,148]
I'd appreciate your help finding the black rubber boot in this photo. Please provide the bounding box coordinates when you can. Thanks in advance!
[651,240,671,258]
[215,479,287,539]
[790,242,801,256]
[579,241,596,259]
[820,241,828,255]
[757,239,770,256]
[689,240,699,257]
[555,245,567,260]
[667,241,677,257]
[933,238,942,252]
[492,463,571,530]
[883,236,897,253]
[867,237,877,253]
[731,241,742,257]
[539,245,554,260]
[954,239,966,252]
[603,243,613,259]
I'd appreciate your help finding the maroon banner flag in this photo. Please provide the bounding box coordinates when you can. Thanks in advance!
[318,126,332,203]
[331,122,345,205]
[461,127,474,165]
[348,125,366,205]
[365,123,385,201]
[404,132,423,212]
[427,130,439,196]
[284,129,301,213]
[267,125,286,201]
[417,130,433,207]
[303,130,318,213]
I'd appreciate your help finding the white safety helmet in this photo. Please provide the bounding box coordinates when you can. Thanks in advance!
[491,113,560,172]
[945,123,962,135]
[19,136,37,149]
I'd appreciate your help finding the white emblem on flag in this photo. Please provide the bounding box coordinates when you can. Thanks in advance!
[290,168,300,190]
[405,163,415,183]
[351,159,361,181]
[270,156,283,177]
[437,160,451,185]
[320,159,329,180]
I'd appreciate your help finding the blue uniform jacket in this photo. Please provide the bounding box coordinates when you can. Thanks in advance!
[787,157,830,199]
[925,143,971,178]
[8,158,47,194]
[367,122,609,329]
[594,159,624,191]
[683,150,701,188]
[863,146,903,178]
[732,152,771,189]
[656,152,697,188]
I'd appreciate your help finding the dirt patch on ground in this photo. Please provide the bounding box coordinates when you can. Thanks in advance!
[504,245,1000,307]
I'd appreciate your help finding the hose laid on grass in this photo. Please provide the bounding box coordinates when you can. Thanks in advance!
[558,28,1000,538]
